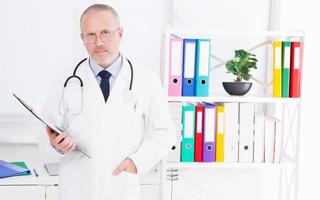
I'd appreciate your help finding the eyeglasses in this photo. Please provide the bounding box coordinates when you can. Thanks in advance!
[83,28,119,44]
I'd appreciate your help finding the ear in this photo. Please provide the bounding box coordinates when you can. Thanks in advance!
[118,27,124,41]
[80,33,84,41]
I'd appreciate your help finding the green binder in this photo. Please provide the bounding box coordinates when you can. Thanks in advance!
[181,103,195,162]
[282,41,291,97]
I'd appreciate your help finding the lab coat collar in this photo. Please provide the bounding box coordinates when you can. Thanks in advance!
[106,53,132,105]
[89,54,123,79]
[117,53,132,81]
[78,52,131,82]
[74,53,132,106]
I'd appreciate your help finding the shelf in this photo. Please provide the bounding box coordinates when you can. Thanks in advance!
[165,162,296,169]
[167,28,305,38]
[167,96,301,103]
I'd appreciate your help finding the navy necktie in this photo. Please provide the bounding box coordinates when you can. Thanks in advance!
[98,70,112,102]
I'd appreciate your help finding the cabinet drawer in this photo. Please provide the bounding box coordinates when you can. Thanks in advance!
[46,186,58,200]
[141,184,159,200]
[0,186,45,200]
[41,185,158,200]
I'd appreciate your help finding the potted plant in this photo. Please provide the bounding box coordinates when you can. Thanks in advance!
[222,49,258,95]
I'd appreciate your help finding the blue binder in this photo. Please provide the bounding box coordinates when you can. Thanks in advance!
[195,39,211,96]
[182,39,197,96]
[0,160,30,178]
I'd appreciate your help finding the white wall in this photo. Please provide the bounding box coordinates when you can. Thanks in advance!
[172,0,272,96]
[280,1,320,199]
[0,0,172,141]
[0,0,171,114]
[0,0,77,115]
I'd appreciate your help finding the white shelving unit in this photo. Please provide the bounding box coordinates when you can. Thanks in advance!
[165,162,296,169]
[159,28,304,200]
[168,96,301,104]
[167,28,304,37]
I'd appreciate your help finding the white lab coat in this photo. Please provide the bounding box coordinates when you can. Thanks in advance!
[38,55,176,200]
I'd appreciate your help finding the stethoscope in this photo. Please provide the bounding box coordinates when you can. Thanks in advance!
[56,57,135,159]
[58,57,134,129]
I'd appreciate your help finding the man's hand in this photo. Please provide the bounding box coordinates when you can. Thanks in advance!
[46,126,76,153]
[112,158,137,176]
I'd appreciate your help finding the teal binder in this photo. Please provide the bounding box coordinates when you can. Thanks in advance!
[195,39,211,97]
[181,103,195,162]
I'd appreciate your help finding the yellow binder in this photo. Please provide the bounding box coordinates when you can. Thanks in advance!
[273,41,282,97]
[216,105,225,162]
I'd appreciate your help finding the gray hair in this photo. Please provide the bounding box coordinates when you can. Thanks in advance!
[80,4,120,28]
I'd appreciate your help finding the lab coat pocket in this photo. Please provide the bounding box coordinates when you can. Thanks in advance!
[118,171,140,200]
[118,101,144,139]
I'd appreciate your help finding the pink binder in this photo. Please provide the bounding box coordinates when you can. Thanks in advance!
[168,36,183,96]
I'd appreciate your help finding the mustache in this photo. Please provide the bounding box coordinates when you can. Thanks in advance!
[94,47,108,52]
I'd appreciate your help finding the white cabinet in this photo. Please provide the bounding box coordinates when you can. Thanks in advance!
[0,144,161,200]
[0,186,45,200]
[43,184,159,200]
[0,144,59,200]
[0,184,159,200]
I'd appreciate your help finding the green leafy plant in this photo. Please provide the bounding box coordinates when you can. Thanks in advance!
[225,49,258,83]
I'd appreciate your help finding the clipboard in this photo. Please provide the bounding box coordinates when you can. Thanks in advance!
[13,93,91,159]
[13,93,63,134]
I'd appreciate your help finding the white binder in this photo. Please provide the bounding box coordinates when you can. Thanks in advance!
[166,102,182,162]
[239,103,255,135]
[274,119,283,163]
[254,114,265,163]
[239,136,254,162]
[224,103,239,162]
[238,103,254,162]
[224,103,239,136]
[265,118,275,163]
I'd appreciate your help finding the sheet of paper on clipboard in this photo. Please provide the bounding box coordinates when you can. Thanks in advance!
[12,93,91,159]
[12,93,63,134]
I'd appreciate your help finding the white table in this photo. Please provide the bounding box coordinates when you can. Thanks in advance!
[0,143,160,200]
[0,143,59,200]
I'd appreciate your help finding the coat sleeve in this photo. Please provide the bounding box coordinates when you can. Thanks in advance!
[37,73,66,159]
[128,74,176,175]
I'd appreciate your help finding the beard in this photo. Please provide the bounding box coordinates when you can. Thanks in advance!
[92,49,119,68]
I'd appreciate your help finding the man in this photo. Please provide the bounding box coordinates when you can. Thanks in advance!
[38,4,176,200]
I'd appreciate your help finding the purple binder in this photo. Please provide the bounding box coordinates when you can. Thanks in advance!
[202,103,217,162]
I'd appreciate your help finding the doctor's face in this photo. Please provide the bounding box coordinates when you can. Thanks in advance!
[80,10,123,68]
